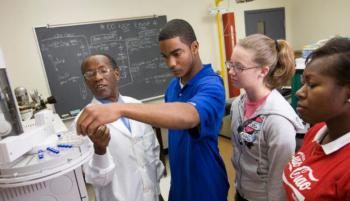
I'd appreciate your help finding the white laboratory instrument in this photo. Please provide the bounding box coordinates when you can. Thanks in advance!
[0,49,93,201]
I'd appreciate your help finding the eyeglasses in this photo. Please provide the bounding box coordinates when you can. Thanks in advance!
[83,66,113,80]
[225,61,259,73]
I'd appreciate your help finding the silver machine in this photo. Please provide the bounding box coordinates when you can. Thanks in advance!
[14,85,57,121]
[0,49,93,201]
[14,87,32,121]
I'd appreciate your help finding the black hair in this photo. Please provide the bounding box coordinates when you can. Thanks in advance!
[306,37,350,85]
[81,53,118,73]
[158,19,197,46]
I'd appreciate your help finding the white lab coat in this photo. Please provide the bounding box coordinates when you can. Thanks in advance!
[79,96,164,201]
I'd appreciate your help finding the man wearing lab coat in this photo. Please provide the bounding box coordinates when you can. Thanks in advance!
[77,53,164,201]
[76,19,229,201]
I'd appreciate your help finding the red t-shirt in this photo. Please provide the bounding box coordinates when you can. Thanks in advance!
[283,122,350,201]
[243,93,269,120]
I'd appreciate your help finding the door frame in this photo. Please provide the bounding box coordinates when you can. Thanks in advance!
[244,7,285,39]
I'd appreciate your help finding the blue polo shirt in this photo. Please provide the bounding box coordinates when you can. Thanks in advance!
[165,64,229,201]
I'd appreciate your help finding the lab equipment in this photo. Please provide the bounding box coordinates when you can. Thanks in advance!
[14,87,30,107]
[0,49,93,201]
[0,63,23,139]
[14,85,57,121]
[14,86,33,121]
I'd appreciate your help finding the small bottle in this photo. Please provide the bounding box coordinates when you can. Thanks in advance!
[38,149,44,160]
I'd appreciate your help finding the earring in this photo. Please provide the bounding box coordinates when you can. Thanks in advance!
[348,98,350,103]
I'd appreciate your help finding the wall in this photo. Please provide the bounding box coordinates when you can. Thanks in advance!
[2,0,350,95]
[289,0,350,50]
[0,0,220,97]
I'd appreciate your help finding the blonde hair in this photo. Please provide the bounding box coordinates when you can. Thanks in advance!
[238,34,295,89]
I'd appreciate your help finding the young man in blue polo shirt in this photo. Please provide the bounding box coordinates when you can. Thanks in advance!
[76,19,229,201]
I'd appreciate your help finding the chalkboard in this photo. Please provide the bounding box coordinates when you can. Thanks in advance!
[35,16,172,118]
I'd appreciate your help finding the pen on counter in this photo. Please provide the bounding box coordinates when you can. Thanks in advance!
[47,147,60,154]
[57,144,73,148]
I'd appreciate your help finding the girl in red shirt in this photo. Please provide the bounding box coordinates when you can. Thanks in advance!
[283,37,350,201]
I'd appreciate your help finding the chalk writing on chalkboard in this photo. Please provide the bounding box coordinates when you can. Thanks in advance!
[35,16,172,118]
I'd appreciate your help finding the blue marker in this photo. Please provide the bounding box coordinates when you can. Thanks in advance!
[38,150,44,159]
[57,144,73,148]
[47,147,60,154]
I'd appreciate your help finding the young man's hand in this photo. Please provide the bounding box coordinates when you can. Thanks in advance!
[76,103,121,136]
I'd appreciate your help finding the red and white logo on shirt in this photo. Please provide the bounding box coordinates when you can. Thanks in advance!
[289,152,305,170]
[283,152,319,201]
